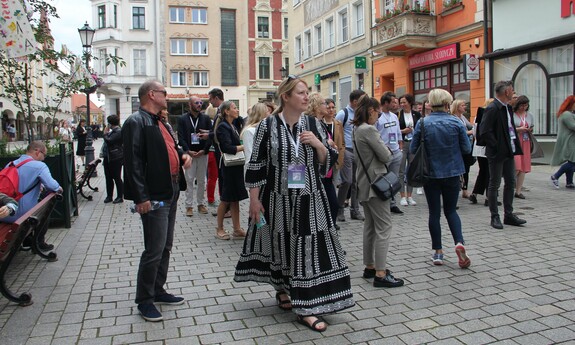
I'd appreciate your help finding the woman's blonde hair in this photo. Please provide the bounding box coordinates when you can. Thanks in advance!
[273,77,308,114]
[305,93,325,117]
[450,99,466,115]
[428,89,453,112]
[240,103,268,140]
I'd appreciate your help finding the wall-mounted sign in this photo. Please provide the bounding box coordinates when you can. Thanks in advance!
[408,43,460,69]
[464,54,480,80]
[314,74,321,85]
[561,0,575,18]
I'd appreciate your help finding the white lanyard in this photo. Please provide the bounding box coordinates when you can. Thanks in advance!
[520,114,528,127]
[279,114,303,159]
[189,115,199,132]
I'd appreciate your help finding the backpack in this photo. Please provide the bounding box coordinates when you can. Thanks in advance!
[0,158,37,201]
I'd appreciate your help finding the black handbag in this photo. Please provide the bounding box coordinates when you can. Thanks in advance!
[353,131,400,201]
[407,118,430,187]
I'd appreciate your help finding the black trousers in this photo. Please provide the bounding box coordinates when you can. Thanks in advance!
[103,157,124,199]
[472,157,490,195]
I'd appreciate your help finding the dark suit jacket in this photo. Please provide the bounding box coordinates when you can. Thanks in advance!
[479,100,523,159]
[177,112,213,154]
[398,110,422,141]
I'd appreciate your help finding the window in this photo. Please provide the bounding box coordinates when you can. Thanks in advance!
[293,0,300,5]
[113,5,117,28]
[132,7,145,29]
[339,9,348,44]
[304,30,311,59]
[413,0,426,10]
[170,7,185,23]
[170,39,186,55]
[111,48,119,75]
[331,81,337,103]
[283,18,288,39]
[192,39,208,55]
[133,49,146,75]
[221,10,237,86]
[326,17,334,49]
[353,2,364,38]
[284,57,290,76]
[98,49,107,74]
[258,17,269,38]
[452,61,466,85]
[259,57,270,79]
[98,5,106,28]
[384,0,395,14]
[193,71,209,86]
[314,24,322,54]
[192,8,207,24]
[171,72,187,87]
[295,35,302,63]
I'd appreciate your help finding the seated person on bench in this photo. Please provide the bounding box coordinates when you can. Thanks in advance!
[0,141,62,251]
[0,192,18,218]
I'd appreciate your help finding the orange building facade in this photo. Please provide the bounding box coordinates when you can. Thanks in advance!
[371,0,485,118]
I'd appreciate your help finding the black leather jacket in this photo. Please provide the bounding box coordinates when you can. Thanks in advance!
[122,108,187,204]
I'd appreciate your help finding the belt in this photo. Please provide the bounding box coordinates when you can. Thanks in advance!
[171,174,179,183]
[345,147,354,152]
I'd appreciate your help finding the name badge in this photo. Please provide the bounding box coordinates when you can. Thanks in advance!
[389,133,397,145]
[384,121,396,128]
[191,133,200,145]
[509,126,516,140]
[288,164,306,189]
[522,132,530,141]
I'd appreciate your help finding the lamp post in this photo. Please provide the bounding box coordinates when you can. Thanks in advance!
[78,22,96,170]
[279,66,288,79]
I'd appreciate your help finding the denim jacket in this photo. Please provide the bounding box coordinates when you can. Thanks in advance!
[410,112,471,179]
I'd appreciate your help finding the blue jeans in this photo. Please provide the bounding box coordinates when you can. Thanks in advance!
[424,176,464,250]
[135,181,180,304]
[553,161,575,185]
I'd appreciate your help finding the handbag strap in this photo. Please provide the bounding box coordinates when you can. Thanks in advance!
[352,129,391,186]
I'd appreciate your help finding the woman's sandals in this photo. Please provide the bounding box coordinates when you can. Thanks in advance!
[297,315,327,332]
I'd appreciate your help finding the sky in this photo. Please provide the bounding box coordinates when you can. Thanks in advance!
[49,0,92,56]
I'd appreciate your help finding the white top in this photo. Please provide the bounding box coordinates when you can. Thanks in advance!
[241,126,257,174]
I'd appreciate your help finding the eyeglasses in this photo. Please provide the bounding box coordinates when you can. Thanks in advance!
[152,89,167,97]
[194,101,203,105]
[287,74,299,80]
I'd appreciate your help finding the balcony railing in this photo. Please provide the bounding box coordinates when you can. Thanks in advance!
[372,11,436,54]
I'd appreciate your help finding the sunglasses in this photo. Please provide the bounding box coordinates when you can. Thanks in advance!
[194,101,203,105]
[287,74,299,80]
[152,89,167,96]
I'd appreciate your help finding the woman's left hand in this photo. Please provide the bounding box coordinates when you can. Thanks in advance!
[300,131,321,149]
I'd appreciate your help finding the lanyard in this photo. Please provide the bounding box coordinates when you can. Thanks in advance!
[279,114,303,159]
[520,113,528,127]
[189,114,199,132]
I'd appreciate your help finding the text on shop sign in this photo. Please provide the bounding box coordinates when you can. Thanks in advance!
[409,44,459,69]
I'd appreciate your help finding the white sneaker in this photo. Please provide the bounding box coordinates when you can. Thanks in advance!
[550,176,560,189]
[407,197,417,206]
[400,197,408,206]
[416,187,423,195]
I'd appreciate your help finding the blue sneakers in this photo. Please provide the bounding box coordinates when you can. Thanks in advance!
[137,303,163,322]
[154,294,185,305]
[432,253,444,265]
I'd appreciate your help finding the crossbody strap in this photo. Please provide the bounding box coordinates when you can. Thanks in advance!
[352,129,377,186]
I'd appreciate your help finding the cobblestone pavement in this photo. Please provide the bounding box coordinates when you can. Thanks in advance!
[0,143,574,344]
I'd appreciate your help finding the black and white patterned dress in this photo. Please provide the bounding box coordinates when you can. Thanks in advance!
[234,114,354,316]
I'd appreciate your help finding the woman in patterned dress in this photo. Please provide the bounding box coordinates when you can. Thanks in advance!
[234,76,354,332]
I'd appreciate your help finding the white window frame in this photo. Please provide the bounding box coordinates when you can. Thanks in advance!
[132,6,146,30]
[192,71,209,87]
[352,1,364,38]
[331,81,337,107]
[192,39,208,56]
[98,49,107,75]
[338,8,349,44]
[383,0,395,14]
[133,49,146,76]
[314,24,322,55]
[283,18,288,39]
[294,35,302,63]
[304,30,311,60]
[258,57,271,80]
[171,71,187,87]
[325,17,335,50]
[169,7,185,23]
[192,8,207,24]
[170,39,186,55]
[257,16,270,38]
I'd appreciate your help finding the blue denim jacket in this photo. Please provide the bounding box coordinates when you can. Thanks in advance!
[410,112,471,179]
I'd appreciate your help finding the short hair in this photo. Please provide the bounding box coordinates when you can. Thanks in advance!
[107,115,120,126]
[349,89,366,103]
[428,89,453,112]
[208,88,224,101]
[494,80,513,96]
[138,80,161,100]
[325,98,335,106]
[513,95,530,112]
[273,76,309,114]
[380,91,396,105]
[306,93,325,117]
[352,95,380,126]
[450,99,466,114]
[26,140,46,153]
[399,93,415,106]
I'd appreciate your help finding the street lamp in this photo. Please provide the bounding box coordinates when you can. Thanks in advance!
[279,66,288,79]
[125,85,131,101]
[78,21,96,169]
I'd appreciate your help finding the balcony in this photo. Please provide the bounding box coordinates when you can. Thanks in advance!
[371,12,436,56]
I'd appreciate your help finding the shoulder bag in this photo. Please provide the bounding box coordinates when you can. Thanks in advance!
[220,123,246,167]
[407,118,430,187]
[528,131,544,159]
[353,130,400,201]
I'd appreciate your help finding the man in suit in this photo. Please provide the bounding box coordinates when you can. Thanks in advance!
[480,80,526,229]
[178,95,212,216]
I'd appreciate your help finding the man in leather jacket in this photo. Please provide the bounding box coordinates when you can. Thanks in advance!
[122,80,192,322]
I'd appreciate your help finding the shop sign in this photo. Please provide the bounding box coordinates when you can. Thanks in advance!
[464,54,480,80]
[409,43,459,69]
[561,0,575,18]
[314,74,321,85]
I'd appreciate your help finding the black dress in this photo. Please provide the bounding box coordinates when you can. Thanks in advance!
[234,114,354,316]
[76,126,87,156]
[215,120,248,202]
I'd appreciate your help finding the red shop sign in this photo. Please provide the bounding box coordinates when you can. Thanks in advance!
[409,43,460,69]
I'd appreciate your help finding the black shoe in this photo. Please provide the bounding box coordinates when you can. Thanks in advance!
[491,215,503,229]
[38,242,54,251]
[334,224,340,231]
[103,197,113,203]
[154,293,185,305]
[374,270,404,288]
[390,206,404,214]
[363,268,376,279]
[350,211,365,221]
[138,303,163,322]
[484,199,502,207]
[503,214,526,226]
[112,198,124,204]
[469,194,477,204]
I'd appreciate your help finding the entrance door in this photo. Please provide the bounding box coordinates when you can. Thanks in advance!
[339,76,352,110]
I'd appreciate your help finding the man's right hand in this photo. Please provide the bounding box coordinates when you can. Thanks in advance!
[135,201,152,214]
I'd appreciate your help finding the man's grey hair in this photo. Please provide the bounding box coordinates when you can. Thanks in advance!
[138,80,161,100]
[494,80,513,96]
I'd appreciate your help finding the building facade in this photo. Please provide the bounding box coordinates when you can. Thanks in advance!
[371,0,485,118]
[289,0,373,110]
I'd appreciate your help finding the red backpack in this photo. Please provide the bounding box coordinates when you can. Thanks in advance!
[0,158,36,201]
